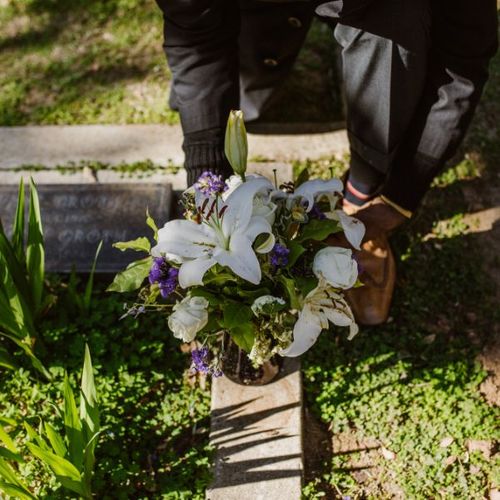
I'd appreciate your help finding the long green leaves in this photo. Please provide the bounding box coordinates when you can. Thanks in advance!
[0,346,99,499]
[11,177,25,264]
[0,178,49,378]
[0,427,36,499]
[26,178,44,315]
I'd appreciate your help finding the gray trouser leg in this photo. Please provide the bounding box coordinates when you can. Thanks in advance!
[238,0,316,121]
[334,0,431,175]
[382,0,498,211]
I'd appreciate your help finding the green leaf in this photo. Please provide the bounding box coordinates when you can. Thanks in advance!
[0,427,18,454]
[235,287,272,301]
[294,165,310,187]
[26,443,86,496]
[296,277,318,297]
[230,322,255,352]
[0,347,17,371]
[26,178,44,315]
[223,303,253,329]
[106,257,152,293]
[67,267,83,311]
[297,218,341,242]
[113,237,150,253]
[0,480,36,500]
[189,288,223,305]
[44,423,67,458]
[146,209,158,241]
[278,275,301,310]
[0,447,24,464]
[63,373,83,470]
[0,230,33,316]
[0,252,35,338]
[11,178,25,264]
[0,457,21,487]
[83,241,103,312]
[82,430,102,497]
[80,345,99,442]
[286,240,306,268]
[23,422,49,451]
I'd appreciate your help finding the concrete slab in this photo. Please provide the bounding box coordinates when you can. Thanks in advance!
[0,162,293,190]
[0,125,348,168]
[0,168,97,185]
[207,359,303,500]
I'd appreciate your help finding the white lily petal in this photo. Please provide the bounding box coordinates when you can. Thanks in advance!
[244,216,275,254]
[348,323,359,340]
[335,210,365,250]
[152,220,217,259]
[255,234,276,254]
[294,178,344,211]
[178,257,216,288]
[222,176,274,236]
[280,307,323,357]
[214,234,262,284]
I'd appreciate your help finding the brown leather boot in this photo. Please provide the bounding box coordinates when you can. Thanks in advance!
[343,197,409,325]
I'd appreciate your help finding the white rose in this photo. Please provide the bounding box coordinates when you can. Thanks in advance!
[168,296,209,342]
[312,247,358,289]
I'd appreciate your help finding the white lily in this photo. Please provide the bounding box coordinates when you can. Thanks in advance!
[280,282,358,357]
[151,176,275,288]
[324,209,365,250]
[223,174,277,223]
[282,178,365,249]
[293,178,344,211]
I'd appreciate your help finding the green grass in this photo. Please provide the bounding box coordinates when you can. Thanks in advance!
[0,281,212,498]
[0,0,341,126]
[0,0,176,125]
[301,21,500,499]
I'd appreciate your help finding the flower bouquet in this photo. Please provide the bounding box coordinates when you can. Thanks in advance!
[109,111,365,384]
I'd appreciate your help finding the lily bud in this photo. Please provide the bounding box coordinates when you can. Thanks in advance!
[224,110,248,179]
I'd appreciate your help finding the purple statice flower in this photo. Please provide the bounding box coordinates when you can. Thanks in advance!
[191,347,223,376]
[149,257,179,298]
[194,171,227,197]
[310,203,326,220]
[191,347,210,373]
[270,243,290,269]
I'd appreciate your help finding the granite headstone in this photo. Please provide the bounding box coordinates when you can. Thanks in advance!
[0,184,172,273]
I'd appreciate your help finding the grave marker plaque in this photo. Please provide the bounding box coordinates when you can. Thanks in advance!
[0,184,172,273]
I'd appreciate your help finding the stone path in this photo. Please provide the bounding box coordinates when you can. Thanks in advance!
[207,359,303,500]
[0,124,349,169]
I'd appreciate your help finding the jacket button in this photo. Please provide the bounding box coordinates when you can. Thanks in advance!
[288,16,302,28]
[263,58,278,67]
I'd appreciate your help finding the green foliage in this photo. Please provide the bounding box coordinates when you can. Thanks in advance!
[0,285,212,498]
[67,241,103,315]
[0,178,50,379]
[106,257,152,293]
[0,0,176,126]
[222,303,255,352]
[0,346,99,499]
[302,171,500,498]
[113,237,151,254]
[297,218,341,243]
